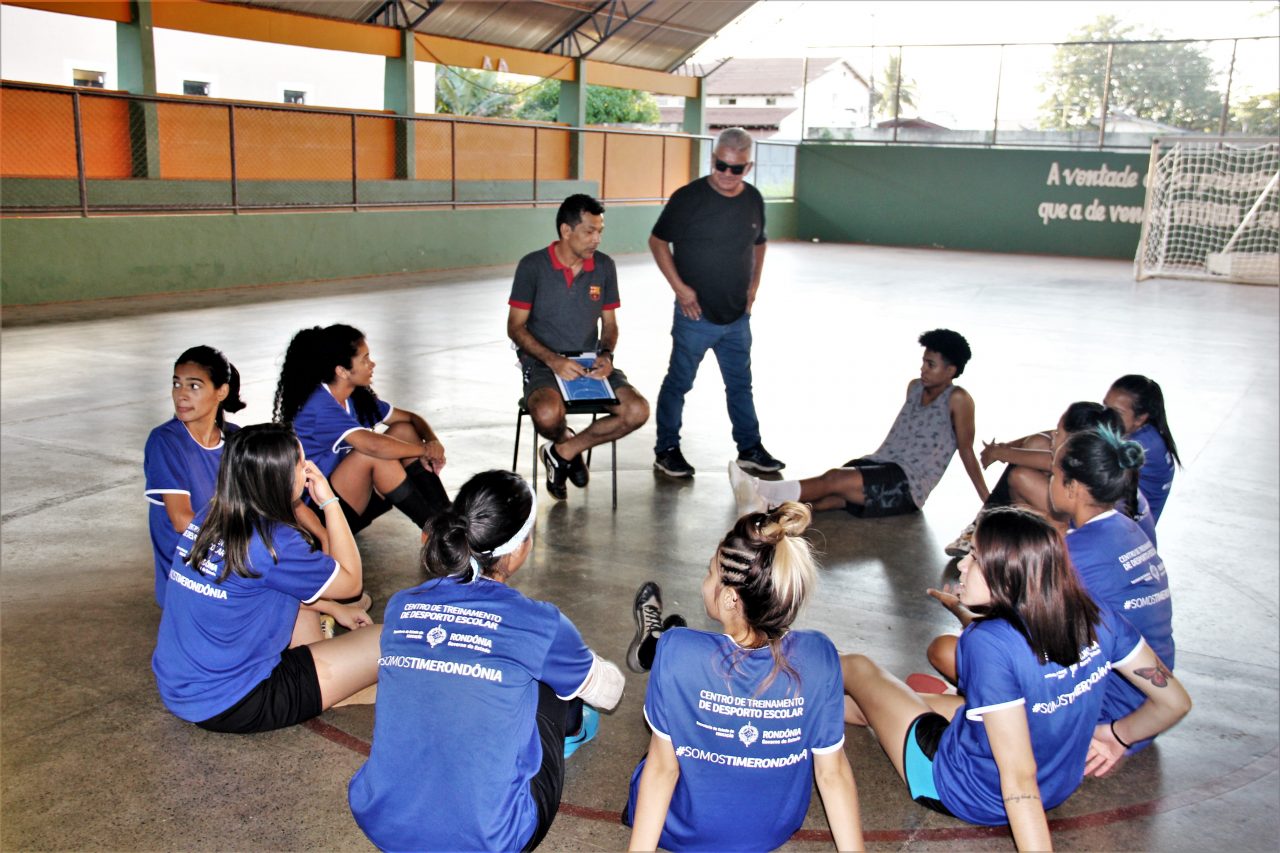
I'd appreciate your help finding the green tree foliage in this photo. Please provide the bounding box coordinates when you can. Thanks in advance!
[871,54,918,119]
[514,79,660,124]
[1231,91,1279,136]
[434,67,519,117]
[1039,16,1223,131]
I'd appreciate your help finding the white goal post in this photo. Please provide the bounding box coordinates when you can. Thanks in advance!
[1134,138,1279,285]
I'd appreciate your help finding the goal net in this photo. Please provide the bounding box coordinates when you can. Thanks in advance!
[1134,138,1279,285]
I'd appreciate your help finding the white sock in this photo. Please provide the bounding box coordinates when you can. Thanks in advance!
[754,479,801,507]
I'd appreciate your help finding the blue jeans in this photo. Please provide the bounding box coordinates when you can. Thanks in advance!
[655,306,760,453]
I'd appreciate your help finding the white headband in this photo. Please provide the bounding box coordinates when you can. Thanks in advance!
[467,484,537,582]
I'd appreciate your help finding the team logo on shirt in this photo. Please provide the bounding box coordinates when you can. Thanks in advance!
[589,285,602,301]
[738,723,759,748]
[426,626,447,647]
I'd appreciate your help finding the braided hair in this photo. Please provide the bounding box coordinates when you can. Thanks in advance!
[714,502,818,693]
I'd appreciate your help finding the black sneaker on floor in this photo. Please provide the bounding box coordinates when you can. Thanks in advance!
[654,446,695,478]
[736,443,786,474]
[567,451,589,488]
[539,441,569,500]
[627,582,664,673]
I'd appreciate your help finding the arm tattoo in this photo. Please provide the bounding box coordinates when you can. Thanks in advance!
[1003,793,1042,804]
[1133,661,1172,688]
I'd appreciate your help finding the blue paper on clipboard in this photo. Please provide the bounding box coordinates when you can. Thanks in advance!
[555,353,619,404]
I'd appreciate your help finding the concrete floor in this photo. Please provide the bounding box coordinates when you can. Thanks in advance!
[2,242,1277,851]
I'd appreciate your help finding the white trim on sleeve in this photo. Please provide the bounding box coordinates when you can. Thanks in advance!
[812,736,846,754]
[331,426,369,455]
[145,488,191,505]
[642,705,672,741]
[305,559,343,605]
[964,697,1026,721]
[1114,637,1149,669]
[381,404,396,425]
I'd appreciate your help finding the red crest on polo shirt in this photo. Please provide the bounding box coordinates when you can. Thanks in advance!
[589,285,602,301]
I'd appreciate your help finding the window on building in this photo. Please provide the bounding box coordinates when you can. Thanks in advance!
[72,69,105,89]
[283,89,306,105]
[765,97,777,106]
[719,97,737,105]
[183,80,210,97]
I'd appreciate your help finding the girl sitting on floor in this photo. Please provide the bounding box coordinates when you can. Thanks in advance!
[1104,374,1180,523]
[144,345,245,606]
[273,323,449,535]
[625,503,864,852]
[841,507,1190,851]
[349,470,624,852]
[152,423,380,733]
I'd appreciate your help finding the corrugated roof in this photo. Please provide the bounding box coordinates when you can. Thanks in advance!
[659,105,791,129]
[223,0,755,73]
[703,57,865,95]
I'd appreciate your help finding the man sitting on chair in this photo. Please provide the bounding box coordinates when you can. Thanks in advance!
[507,194,650,500]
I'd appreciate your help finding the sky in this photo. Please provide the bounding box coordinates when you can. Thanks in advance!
[687,1,1279,128]
[692,1,1280,56]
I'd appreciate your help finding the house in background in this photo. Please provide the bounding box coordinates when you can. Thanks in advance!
[658,57,871,140]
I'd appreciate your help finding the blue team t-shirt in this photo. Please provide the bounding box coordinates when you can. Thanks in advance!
[292,384,392,477]
[1066,510,1174,722]
[151,510,339,722]
[348,575,595,853]
[932,609,1143,825]
[143,418,239,607]
[1130,424,1175,522]
[625,629,846,852]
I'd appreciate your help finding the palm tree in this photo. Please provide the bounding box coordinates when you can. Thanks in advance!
[871,54,917,119]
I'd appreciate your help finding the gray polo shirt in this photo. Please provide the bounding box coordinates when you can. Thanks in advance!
[508,243,620,355]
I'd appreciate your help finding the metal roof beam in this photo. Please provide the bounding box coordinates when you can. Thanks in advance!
[544,0,656,59]
[365,0,445,30]
[536,0,718,40]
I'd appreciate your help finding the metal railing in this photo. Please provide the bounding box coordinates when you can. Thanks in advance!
[0,81,797,217]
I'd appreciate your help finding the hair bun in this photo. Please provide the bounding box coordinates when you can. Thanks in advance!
[1118,440,1146,470]
[758,501,812,543]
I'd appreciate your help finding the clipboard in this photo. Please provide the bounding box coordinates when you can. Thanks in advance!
[554,352,619,404]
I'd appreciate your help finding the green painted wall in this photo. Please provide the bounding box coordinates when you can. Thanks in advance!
[0,200,797,306]
[795,145,1149,259]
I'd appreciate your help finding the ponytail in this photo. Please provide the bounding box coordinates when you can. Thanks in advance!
[421,470,534,583]
[175,345,245,428]
[1110,374,1181,467]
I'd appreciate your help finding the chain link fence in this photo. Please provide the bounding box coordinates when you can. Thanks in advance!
[1,81,797,216]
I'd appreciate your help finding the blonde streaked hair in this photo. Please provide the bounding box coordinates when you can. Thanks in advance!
[715,501,817,693]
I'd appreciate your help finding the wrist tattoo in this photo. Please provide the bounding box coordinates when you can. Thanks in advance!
[1002,793,1041,804]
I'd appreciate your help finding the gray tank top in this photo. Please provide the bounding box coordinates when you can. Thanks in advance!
[867,380,958,507]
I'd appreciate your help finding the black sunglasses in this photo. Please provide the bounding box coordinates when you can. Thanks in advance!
[713,158,749,175]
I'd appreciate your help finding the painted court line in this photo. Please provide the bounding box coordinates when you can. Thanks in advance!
[305,717,1278,842]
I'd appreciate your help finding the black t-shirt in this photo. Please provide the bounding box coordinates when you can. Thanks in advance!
[651,177,767,325]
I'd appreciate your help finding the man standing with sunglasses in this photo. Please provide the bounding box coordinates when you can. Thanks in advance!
[648,127,784,479]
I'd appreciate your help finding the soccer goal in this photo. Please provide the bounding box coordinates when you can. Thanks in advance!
[1134,138,1279,285]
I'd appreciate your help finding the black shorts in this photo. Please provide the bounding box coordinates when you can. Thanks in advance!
[522,681,584,851]
[841,458,919,518]
[520,355,632,398]
[196,645,324,734]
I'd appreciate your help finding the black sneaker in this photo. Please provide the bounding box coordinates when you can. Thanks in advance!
[736,443,786,474]
[567,452,589,488]
[654,446,695,478]
[539,442,569,500]
[627,582,664,673]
